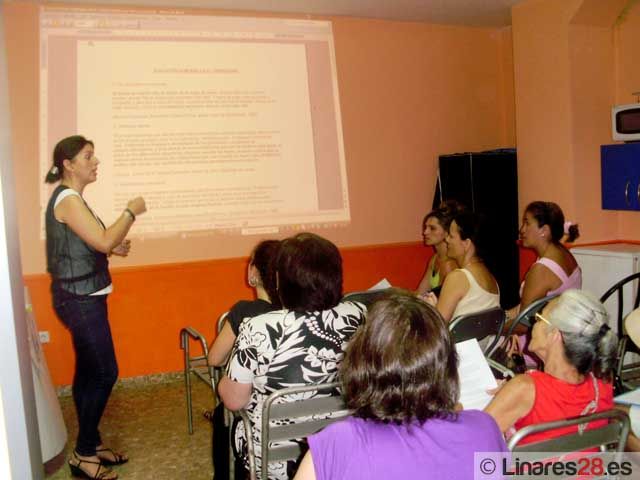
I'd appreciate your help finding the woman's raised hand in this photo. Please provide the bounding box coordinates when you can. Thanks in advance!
[417,291,438,307]
[111,239,131,257]
[127,197,147,217]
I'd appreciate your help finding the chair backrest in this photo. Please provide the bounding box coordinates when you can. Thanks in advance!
[508,409,630,459]
[624,308,640,350]
[505,294,559,337]
[600,271,640,336]
[341,289,389,307]
[449,307,505,355]
[260,382,349,480]
[486,358,515,379]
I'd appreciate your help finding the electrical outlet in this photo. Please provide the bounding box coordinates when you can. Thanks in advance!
[38,331,50,344]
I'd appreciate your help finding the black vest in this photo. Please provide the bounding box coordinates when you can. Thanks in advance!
[46,185,111,295]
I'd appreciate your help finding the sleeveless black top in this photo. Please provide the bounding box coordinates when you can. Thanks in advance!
[46,185,111,295]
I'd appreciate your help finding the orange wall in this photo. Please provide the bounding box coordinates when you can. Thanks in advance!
[26,242,430,386]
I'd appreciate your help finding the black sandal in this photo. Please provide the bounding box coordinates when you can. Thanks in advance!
[96,447,129,466]
[69,451,118,479]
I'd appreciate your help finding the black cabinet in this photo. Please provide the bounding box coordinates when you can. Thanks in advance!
[435,149,519,308]
[601,143,640,211]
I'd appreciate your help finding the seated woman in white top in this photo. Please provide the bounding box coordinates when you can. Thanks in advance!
[425,210,500,322]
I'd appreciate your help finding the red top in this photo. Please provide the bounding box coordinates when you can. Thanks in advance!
[513,370,614,445]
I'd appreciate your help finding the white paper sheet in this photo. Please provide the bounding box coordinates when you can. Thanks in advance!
[456,339,499,411]
[368,278,392,291]
[615,388,640,406]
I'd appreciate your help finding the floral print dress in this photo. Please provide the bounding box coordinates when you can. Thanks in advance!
[226,301,366,479]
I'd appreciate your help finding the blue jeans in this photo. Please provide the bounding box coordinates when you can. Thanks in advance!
[53,286,118,456]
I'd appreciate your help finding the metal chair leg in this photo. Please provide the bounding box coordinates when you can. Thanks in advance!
[180,329,195,434]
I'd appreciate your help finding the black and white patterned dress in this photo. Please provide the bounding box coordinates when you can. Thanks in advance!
[227,301,366,479]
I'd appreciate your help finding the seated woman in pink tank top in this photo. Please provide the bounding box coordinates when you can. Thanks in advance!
[507,201,582,326]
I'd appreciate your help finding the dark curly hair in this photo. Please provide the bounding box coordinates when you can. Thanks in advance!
[452,209,492,261]
[424,199,465,232]
[341,289,459,425]
[276,233,342,312]
[525,201,580,243]
[250,240,281,308]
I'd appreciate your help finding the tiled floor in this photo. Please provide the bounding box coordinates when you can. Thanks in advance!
[45,374,215,480]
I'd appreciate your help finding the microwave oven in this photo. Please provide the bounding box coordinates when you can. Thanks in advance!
[612,103,640,142]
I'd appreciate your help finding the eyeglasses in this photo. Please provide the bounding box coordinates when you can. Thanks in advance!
[535,312,552,326]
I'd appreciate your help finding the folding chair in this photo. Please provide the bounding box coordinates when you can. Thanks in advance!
[179,311,228,434]
[508,409,630,457]
[504,294,559,337]
[238,382,349,480]
[487,358,515,379]
[449,307,506,355]
[600,272,640,393]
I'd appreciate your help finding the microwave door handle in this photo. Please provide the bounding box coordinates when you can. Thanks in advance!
[625,180,631,206]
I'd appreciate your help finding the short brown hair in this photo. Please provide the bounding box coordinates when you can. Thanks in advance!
[341,289,459,424]
[276,233,342,311]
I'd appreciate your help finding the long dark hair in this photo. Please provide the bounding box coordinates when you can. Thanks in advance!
[45,135,94,183]
[526,201,580,243]
[452,209,491,262]
[250,240,281,308]
[424,199,464,232]
[341,289,459,424]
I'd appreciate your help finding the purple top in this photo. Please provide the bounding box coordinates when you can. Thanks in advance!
[308,410,506,480]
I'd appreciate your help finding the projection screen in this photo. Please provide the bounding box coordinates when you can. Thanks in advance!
[39,7,350,241]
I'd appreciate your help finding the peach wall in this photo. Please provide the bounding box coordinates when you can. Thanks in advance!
[614,4,640,239]
[568,24,618,240]
[512,0,639,243]
[4,3,516,275]
[26,242,430,386]
[498,27,517,147]
[3,3,518,385]
[512,0,582,220]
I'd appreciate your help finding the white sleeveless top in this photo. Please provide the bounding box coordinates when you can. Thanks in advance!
[451,268,500,319]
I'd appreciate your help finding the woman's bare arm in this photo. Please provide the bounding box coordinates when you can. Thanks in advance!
[484,374,535,433]
[55,195,146,254]
[435,270,468,322]
[208,321,236,367]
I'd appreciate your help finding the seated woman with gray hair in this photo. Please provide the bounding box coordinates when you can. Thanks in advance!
[485,289,617,443]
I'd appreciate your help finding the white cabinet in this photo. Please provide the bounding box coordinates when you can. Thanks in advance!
[571,243,640,337]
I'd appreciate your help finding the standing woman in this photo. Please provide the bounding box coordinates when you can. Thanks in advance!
[45,135,146,480]
[416,200,462,296]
